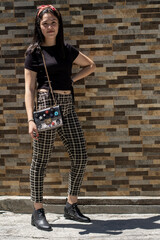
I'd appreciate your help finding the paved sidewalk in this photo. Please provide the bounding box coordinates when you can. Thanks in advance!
[0,211,160,240]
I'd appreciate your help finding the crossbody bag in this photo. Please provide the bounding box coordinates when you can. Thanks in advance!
[33,50,63,132]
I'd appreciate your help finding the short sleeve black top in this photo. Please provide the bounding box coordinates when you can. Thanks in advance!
[24,43,79,90]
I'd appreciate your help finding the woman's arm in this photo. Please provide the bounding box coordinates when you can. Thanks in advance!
[25,68,39,140]
[72,52,96,83]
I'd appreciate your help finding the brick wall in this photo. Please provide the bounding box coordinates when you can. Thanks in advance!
[1,0,160,197]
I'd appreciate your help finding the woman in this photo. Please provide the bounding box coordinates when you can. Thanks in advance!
[25,5,96,231]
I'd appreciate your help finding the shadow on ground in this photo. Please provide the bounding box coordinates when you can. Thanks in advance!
[51,215,160,235]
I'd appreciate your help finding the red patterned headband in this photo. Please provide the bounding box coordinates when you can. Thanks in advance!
[37,5,56,16]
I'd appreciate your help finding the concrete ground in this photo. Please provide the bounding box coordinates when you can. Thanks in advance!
[0,211,160,240]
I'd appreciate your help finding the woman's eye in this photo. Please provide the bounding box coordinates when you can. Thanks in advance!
[42,22,57,27]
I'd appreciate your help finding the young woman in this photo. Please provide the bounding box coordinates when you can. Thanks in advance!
[25,5,96,231]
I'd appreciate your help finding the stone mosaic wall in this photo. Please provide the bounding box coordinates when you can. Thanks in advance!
[1,0,160,197]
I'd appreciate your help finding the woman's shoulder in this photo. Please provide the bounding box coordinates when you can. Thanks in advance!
[64,42,79,55]
[25,44,40,57]
[64,42,79,62]
[64,42,78,51]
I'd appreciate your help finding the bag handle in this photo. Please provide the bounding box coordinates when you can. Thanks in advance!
[35,50,56,110]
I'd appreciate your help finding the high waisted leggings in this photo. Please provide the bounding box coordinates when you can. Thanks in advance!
[30,92,88,202]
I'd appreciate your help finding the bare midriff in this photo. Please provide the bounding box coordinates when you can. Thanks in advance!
[38,89,71,94]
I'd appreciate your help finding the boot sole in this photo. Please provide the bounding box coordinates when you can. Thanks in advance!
[31,218,52,231]
[64,213,91,223]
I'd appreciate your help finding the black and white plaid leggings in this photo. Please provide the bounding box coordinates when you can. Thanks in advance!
[30,91,88,202]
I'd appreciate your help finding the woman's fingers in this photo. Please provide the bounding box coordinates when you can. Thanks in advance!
[33,126,39,140]
[29,122,39,140]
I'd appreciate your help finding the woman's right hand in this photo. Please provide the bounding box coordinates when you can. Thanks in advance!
[28,121,39,140]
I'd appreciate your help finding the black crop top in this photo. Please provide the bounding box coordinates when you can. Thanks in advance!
[24,43,79,90]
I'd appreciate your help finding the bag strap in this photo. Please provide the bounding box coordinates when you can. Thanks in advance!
[35,50,57,110]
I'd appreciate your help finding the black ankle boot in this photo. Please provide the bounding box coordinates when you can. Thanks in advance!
[64,202,91,223]
[31,208,52,231]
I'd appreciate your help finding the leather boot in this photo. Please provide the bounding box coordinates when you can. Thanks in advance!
[31,208,52,231]
[64,202,91,223]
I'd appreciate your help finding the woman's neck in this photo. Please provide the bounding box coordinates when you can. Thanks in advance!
[42,39,56,47]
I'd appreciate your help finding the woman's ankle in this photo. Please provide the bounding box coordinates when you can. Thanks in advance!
[67,195,78,205]
[34,202,43,210]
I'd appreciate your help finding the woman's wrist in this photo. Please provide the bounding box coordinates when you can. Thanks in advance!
[28,119,34,123]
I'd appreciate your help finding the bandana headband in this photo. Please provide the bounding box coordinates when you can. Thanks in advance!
[37,5,56,16]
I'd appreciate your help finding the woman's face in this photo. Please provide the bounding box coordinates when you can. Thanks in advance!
[40,13,59,41]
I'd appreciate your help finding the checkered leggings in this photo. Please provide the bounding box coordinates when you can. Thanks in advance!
[30,92,88,202]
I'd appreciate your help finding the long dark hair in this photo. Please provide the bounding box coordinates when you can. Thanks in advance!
[25,7,65,58]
